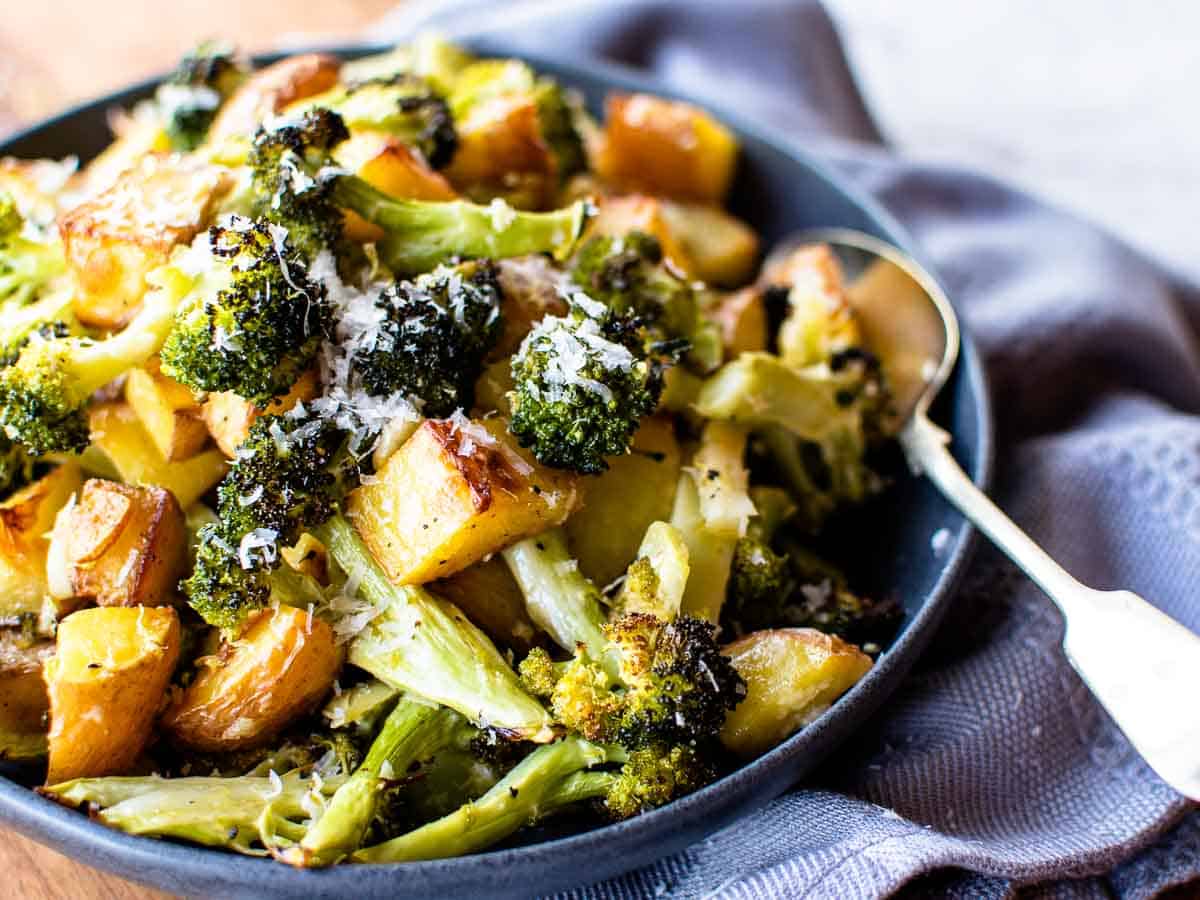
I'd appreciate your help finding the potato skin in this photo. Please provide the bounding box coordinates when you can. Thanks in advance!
[209,53,341,141]
[0,633,54,760]
[162,606,339,753]
[0,463,83,621]
[50,478,188,608]
[719,628,872,758]
[44,606,181,783]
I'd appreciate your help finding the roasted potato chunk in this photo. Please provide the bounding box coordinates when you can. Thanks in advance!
[125,359,208,462]
[209,53,341,141]
[44,605,180,783]
[707,287,769,358]
[720,628,872,758]
[348,417,580,584]
[565,415,682,588]
[88,403,227,509]
[201,369,319,458]
[162,606,339,753]
[595,93,738,204]
[659,201,759,286]
[0,463,82,622]
[48,478,187,608]
[763,243,860,368]
[444,95,557,208]
[58,155,231,328]
[0,631,54,761]
[585,194,694,277]
[433,556,541,654]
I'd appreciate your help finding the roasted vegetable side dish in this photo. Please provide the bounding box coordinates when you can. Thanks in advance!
[0,36,906,865]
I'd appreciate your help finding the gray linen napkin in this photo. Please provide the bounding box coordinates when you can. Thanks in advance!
[370,2,1200,896]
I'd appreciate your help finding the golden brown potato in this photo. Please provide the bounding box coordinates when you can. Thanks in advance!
[201,369,320,458]
[125,359,208,462]
[566,416,682,588]
[348,417,580,584]
[0,463,83,622]
[88,403,228,509]
[659,201,759,286]
[708,287,768,358]
[595,93,738,204]
[492,255,569,357]
[0,632,54,761]
[209,53,341,141]
[472,357,515,418]
[44,605,180,783]
[720,629,872,758]
[162,606,339,753]
[48,478,187,608]
[432,556,541,654]
[444,95,557,208]
[58,155,232,329]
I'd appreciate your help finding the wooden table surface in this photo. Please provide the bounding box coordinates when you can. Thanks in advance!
[0,5,393,896]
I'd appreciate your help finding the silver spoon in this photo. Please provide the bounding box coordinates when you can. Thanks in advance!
[789,227,1200,801]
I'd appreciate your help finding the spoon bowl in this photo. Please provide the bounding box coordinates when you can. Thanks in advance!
[793,229,1200,802]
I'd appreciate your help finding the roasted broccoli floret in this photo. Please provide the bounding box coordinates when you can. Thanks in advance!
[289,697,466,867]
[317,515,557,743]
[508,297,679,474]
[182,409,352,630]
[295,76,458,169]
[355,734,711,862]
[0,288,80,368]
[157,41,249,151]
[507,527,743,747]
[159,216,332,405]
[0,433,33,499]
[725,536,792,624]
[347,260,502,416]
[571,231,721,372]
[247,108,352,262]
[0,191,66,307]
[0,264,189,453]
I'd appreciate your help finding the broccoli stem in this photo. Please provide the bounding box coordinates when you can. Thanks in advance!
[669,471,738,624]
[352,737,608,863]
[332,176,588,274]
[292,697,463,867]
[316,516,557,743]
[43,770,346,855]
[501,528,611,665]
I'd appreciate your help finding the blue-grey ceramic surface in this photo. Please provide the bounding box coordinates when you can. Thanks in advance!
[0,44,992,899]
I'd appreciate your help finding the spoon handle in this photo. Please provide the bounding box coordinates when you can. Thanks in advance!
[902,415,1200,800]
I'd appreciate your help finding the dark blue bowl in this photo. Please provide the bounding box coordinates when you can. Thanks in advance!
[0,44,992,899]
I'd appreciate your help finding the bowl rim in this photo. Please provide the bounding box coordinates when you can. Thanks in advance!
[0,41,994,897]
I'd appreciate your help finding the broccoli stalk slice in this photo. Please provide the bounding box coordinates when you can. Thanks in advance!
[501,528,611,666]
[331,175,589,274]
[317,516,557,743]
[352,737,608,863]
[695,352,861,441]
[42,769,346,856]
[0,276,188,453]
[291,698,464,867]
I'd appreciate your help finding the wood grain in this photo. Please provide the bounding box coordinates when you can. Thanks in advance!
[0,4,395,897]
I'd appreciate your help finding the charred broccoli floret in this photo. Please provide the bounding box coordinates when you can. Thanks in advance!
[508,297,679,474]
[0,288,80,368]
[157,41,249,151]
[0,191,66,307]
[571,231,721,372]
[247,108,352,262]
[295,75,457,169]
[159,216,332,405]
[347,260,502,416]
[353,734,711,862]
[182,409,352,630]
